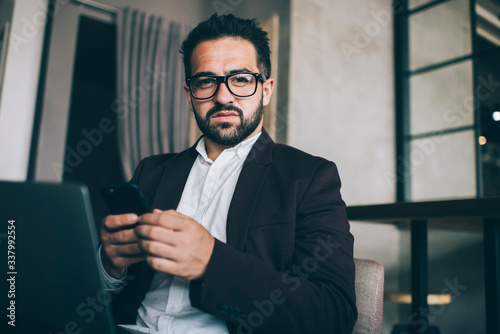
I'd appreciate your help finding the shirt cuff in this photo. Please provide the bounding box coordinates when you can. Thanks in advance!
[98,244,127,291]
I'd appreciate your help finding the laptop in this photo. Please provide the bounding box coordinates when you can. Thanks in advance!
[0,181,125,334]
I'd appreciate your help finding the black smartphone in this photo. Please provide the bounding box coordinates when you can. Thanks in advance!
[100,183,152,216]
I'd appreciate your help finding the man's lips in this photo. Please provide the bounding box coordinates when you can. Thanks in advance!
[212,111,239,117]
[211,111,240,121]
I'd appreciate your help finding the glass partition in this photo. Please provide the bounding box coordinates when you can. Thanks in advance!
[410,0,471,70]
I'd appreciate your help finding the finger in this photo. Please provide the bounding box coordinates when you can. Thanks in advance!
[145,256,201,280]
[153,208,163,213]
[138,212,161,225]
[125,255,147,266]
[107,228,140,245]
[139,210,194,231]
[154,209,191,220]
[139,211,185,230]
[139,240,179,260]
[102,214,139,231]
[156,210,193,230]
[107,243,144,258]
[146,256,178,275]
[135,225,177,246]
[166,210,191,219]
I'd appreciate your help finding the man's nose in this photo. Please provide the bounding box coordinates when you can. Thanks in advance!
[214,82,235,105]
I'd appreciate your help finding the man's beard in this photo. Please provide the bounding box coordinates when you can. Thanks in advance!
[193,97,264,146]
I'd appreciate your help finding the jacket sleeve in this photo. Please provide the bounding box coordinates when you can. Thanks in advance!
[189,161,357,334]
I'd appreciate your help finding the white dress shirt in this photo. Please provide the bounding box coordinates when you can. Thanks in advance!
[100,132,262,334]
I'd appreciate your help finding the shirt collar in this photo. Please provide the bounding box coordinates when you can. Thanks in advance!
[196,132,262,164]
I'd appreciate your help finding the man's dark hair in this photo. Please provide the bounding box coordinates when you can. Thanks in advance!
[180,14,271,81]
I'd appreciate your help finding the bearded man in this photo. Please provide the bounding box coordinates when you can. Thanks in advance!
[99,13,357,334]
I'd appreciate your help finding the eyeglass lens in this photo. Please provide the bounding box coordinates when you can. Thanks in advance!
[190,73,258,99]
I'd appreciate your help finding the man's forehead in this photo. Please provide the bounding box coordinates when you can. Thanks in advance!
[190,37,259,75]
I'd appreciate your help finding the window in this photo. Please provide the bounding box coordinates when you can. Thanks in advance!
[395,0,500,201]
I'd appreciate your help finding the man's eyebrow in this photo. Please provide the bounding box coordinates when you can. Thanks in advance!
[192,71,216,77]
[192,68,254,77]
[228,68,252,74]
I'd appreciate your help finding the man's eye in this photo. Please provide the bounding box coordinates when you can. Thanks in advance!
[230,74,254,85]
[194,78,216,88]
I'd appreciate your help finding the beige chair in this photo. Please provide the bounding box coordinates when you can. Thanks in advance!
[352,258,385,334]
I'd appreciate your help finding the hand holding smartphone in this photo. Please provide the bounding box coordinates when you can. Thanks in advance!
[100,183,152,216]
[100,183,149,277]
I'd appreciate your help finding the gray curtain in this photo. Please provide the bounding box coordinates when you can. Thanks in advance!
[116,7,191,179]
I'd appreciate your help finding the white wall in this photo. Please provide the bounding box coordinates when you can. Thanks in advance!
[287,1,398,332]
[288,0,396,206]
[0,0,47,181]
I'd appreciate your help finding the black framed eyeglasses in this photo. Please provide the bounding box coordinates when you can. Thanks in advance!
[186,72,266,100]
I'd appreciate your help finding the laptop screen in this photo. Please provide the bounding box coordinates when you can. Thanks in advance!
[0,181,116,334]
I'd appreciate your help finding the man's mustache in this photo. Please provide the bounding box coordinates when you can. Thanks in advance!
[206,104,243,119]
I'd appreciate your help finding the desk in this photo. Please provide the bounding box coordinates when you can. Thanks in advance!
[347,198,500,334]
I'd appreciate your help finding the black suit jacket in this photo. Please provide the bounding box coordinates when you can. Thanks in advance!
[111,130,357,334]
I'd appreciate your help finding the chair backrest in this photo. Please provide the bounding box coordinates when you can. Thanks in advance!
[352,258,385,334]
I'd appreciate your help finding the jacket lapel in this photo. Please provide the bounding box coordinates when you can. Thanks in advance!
[136,146,198,301]
[151,146,198,210]
[226,130,274,251]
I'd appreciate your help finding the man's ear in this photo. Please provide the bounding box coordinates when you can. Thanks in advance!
[262,78,275,107]
[184,85,193,111]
